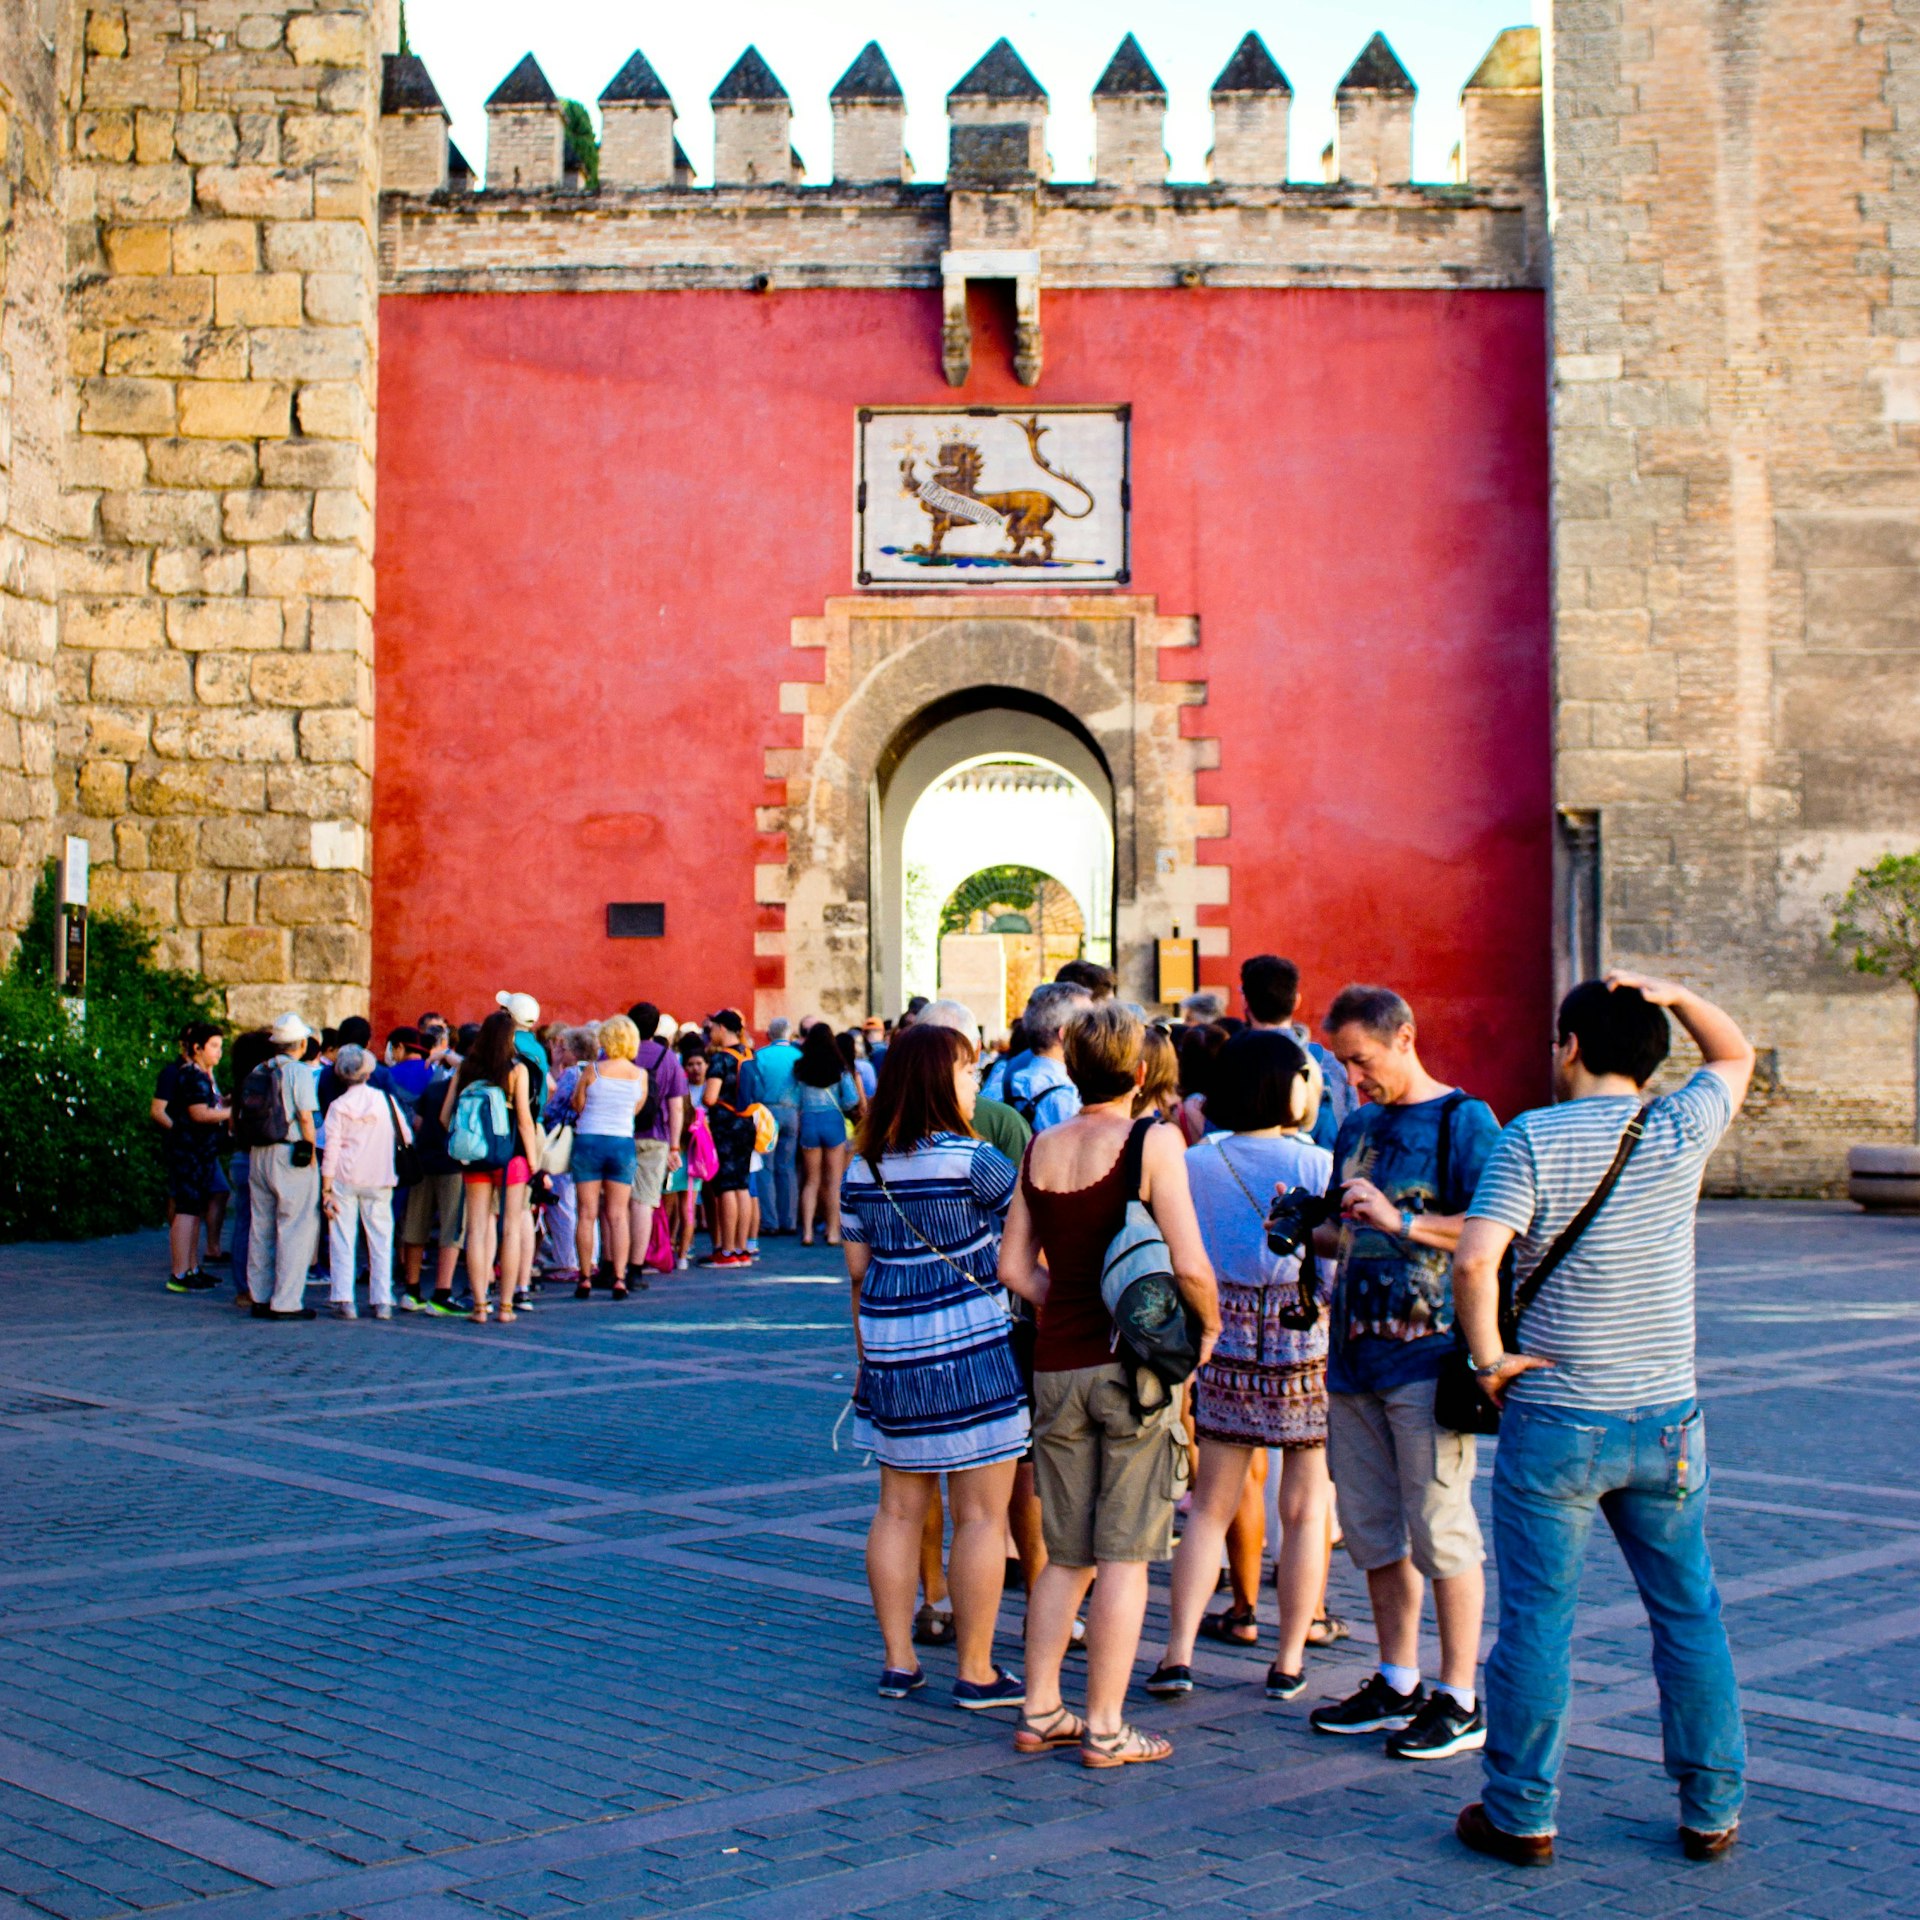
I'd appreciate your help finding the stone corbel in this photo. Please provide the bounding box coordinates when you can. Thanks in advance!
[939,247,1043,388]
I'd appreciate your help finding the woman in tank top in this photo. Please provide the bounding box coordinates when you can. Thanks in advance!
[568,1013,649,1299]
[998,1002,1220,1771]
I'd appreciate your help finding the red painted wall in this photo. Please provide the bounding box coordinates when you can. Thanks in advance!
[374,285,1552,1118]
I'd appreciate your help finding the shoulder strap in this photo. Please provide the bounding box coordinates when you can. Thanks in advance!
[1512,1114,1647,1322]
[1432,1090,1470,1213]
[381,1089,411,1144]
[1119,1114,1157,1203]
[1210,1135,1269,1222]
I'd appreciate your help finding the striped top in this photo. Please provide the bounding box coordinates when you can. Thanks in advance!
[1467,1070,1735,1412]
[840,1134,1017,1279]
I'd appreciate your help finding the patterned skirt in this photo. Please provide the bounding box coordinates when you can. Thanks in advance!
[1191,1277,1329,1449]
[852,1256,1030,1473]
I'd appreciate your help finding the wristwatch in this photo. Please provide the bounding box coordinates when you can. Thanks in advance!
[1399,1208,1417,1241]
[1470,1353,1504,1376]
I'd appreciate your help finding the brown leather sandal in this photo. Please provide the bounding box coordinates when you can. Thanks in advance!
[1080,1723,1173,1769]
[1014,1705,1084,1754]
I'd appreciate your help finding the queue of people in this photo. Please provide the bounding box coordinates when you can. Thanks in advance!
[835,955,1756,1869]
[151,995,894,1320]
[149,948,1756,1866]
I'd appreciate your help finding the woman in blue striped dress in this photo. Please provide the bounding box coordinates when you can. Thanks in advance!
[842,1023,1029,1710]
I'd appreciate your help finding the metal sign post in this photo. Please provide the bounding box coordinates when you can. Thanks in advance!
[54,835,88,1025]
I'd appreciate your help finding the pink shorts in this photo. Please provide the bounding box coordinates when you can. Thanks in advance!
[464,1155,531,1188]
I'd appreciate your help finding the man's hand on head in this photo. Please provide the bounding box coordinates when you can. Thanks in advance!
[1605,969,1683,1007]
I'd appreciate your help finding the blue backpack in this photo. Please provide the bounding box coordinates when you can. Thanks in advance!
[448,1081,512,1170]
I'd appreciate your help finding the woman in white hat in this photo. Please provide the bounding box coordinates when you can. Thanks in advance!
[321,1044,411,1320]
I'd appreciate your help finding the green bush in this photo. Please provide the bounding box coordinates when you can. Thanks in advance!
[0,864,220,1240]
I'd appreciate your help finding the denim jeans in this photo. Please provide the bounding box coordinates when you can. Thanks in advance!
[1483,1396,1744,1838]
[758,1104,798,1232]
[227,1152,252,1298]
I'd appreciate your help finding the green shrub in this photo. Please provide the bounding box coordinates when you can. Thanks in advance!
[0,864,220,1240]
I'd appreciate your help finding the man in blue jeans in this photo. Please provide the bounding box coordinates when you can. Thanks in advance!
[1451,971,1755,1867]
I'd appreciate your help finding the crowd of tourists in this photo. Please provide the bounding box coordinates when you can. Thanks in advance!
[148,950,1755,1866]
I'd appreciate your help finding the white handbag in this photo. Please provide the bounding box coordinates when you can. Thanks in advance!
[539,1122,574,1175]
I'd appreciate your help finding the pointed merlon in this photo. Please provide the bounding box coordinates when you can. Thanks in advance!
[1095,33,1166,99]
[448,140,473,182]
[486,53,556,108]
[1338,32,1415,94]
[382,53,445,115]
[1464,26,1541,91]
[949,38,1047,104]
[600,49,673,106]
[1211,31,1291,96]
[711,47,789,104]
[832,41,904,102]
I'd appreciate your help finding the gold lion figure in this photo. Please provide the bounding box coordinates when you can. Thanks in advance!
[899,416,1096,563]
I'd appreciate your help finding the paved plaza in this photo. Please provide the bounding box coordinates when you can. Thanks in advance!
[0,1203,1916,1918]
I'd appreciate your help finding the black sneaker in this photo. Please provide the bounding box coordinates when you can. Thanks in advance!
[1309,1672,1426,1736]
[1265,1666,1306,1701]
[426,1294,465,1317]
[1145,1663,1192,1697]
[166,1270,220,1293]
[1387,1692,1486,1761]
[265,1306,318,1321]
[876,1667,926,1699]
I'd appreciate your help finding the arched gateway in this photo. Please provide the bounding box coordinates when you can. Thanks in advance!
[763,597,1227,1030]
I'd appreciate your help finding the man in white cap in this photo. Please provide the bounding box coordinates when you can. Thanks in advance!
[244,1012,321,1320]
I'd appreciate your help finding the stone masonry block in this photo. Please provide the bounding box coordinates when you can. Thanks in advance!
[134,110,176,165]
[76,112,135,163]
[176,381,293,439]
[214,272,303,329]
[302,273,370,328]
[258,868,368,927]
[80,377,174,436]
[174,114,241,166]
[93,868,177,924]
[165,598,283,651]
[259,439,362,489]
[152,708,297,763]
[172,220,258,274]
[1558,747,1686,804]
[130,762,267,815]
[194,654,254,705]
[265,763,365,819]
[96,165,193,222]
[88,708,150,760]
[65,599,164,650]
[222,491,312,543]
[86,10,129,57]
[105,328,247,380]
[293,382,364,439]
[195,168,315,221]
[286,12,369,66]
[77,760,129,815]
[247,544,367,600]
[148,437,258,489]
[152,546,248,595]
[251,654,357,707]
[179,871,228,927]
[100,489,222,546]
[297,708,367,766]
[293,925,369,981]
[202,924,291,983]
[90,650,191,705]
[311,490,367,543]
[59,545,151,596]
[248,327,368,383]
[262,222,372,276]
[101,224,171,274]
[76,275,213,329]
[65,434,148,490]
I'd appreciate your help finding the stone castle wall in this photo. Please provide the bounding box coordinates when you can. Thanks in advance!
[1548,0,1920,1188]
[54,0,386,1026]
[0,1,74,958]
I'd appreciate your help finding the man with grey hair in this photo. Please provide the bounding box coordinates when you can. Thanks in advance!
[1306,982,1501,1764]
[1006,981,1094,1133]
[750,1015,802,1234]
[1179,988,1227,1023]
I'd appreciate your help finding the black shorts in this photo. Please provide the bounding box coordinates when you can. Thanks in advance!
[165,1152,223,1216]
[708,1109,756,1193]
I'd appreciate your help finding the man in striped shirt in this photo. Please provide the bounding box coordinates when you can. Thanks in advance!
[1449,972,1755,1870]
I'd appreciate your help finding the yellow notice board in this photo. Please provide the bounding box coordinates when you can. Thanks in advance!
[1154,937,1198,1005]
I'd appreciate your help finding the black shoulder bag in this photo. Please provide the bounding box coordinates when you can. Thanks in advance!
[1433,1108,1646,1435]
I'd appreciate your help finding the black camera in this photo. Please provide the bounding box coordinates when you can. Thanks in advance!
[1265,1185,1340,1262]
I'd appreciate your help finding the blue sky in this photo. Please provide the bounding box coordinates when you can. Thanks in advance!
[404,1,1540,187]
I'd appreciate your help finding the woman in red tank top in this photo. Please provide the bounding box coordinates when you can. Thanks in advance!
[1000,1002,1219,1770]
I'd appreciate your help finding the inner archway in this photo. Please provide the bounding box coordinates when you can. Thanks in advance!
[874,695,1115,1024]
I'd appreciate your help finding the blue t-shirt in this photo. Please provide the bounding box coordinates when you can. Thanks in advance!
[751,1042,801,1107]
[1327,1090,1501,1394]
[1006,1055,1081,1134]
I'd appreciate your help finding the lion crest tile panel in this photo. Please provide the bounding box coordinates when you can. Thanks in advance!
[858,407,1130,586]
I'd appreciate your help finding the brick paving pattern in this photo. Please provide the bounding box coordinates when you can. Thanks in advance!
[0,1202,1916,1918]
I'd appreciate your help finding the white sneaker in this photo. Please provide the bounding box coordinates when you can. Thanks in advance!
[676,1256,690,1271]
[329,1300,357,1320]
[372,1304,394,1320]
